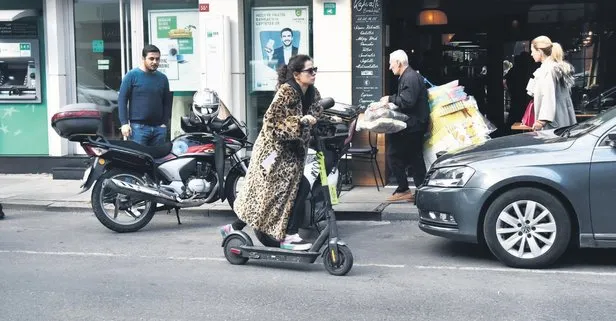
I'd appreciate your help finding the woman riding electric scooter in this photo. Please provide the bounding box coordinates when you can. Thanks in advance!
[219,54,325,251]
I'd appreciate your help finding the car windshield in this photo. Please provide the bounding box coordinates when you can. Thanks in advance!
[556,106,616,138]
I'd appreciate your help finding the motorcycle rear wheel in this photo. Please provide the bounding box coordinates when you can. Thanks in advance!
[91,169,156,233]
[225,159,249,209]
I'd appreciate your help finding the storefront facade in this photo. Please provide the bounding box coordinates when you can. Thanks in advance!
[0,0,353,174]
[1,0,614,182]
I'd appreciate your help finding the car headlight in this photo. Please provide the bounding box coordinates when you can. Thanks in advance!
[426,166,475,188]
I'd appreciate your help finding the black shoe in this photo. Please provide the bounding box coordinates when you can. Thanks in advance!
[393,187,410,195]
[0,204,4,220]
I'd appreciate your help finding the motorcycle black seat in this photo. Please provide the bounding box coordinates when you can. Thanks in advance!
[108,140,173,159]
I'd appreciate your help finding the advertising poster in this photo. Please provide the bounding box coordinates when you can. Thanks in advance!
[148,9,200,91]
[251,6,310,92]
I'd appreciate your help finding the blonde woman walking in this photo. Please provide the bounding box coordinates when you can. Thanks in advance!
[529,36,577,131]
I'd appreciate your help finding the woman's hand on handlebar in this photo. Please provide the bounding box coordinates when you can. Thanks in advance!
[300,115,317,126]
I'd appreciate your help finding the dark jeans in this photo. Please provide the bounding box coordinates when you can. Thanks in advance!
[386,130,427,192]
[130,123,167,146]
[232,178,310,235]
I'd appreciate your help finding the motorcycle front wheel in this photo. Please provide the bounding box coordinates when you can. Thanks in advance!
[91,169,156,233]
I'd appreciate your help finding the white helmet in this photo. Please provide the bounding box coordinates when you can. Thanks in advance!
[192,88,220,119]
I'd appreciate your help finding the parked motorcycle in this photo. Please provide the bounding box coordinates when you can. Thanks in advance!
[51,89,250,233]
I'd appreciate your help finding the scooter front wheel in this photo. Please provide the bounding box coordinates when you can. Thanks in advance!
[323,245,353,276]
[223,235,249,265]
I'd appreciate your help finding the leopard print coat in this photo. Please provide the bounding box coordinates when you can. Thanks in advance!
[233,83,322,240]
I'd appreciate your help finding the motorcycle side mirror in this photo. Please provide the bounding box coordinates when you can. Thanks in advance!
[319,97,335,110]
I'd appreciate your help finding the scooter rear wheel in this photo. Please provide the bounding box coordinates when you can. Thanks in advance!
[223,235,249,265]
[323,245,353,276]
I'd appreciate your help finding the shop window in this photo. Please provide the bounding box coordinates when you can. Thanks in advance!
[142,0,201,140]
[243,0,313,140]
[74,0,127,139]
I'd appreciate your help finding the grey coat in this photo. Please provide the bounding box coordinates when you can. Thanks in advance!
[530,60,577,129]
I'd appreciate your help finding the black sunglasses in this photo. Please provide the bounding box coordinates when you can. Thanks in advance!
[301,67,318,74]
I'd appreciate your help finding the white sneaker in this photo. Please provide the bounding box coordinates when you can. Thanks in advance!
[280,233,312,251]
[219,224,234,238]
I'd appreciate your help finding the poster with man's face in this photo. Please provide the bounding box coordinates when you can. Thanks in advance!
[251,6,310,92]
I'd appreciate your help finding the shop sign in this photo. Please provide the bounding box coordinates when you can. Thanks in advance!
[351,0,383,109]
[324,3,336,15]
[91,40,104,53]
[250,6,310,92]
[0,42,31,57]
[148,9,200,91]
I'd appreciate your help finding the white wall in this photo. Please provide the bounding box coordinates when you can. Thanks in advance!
[312,0,352,105]
[45,0,74,156]
[198,0,245,124]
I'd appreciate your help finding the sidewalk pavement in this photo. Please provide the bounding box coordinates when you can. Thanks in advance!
[0,174,419,221]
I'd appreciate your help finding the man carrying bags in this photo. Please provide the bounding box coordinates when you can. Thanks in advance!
[380,49,430,202]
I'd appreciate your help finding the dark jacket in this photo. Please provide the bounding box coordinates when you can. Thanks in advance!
[388,66,430,133]
[272,46,299,68]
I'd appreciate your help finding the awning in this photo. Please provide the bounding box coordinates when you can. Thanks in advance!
[0,10,38,22]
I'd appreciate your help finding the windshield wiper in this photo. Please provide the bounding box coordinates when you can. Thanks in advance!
[558,124,577,138]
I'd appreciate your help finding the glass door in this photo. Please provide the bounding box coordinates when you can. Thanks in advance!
[73,0,132,147]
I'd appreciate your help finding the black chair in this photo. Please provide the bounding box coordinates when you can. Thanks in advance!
[345,131,385,191]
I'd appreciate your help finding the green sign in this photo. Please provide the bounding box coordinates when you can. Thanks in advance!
[178,38,193,54]
[91,40,104,53]
[19,43,30,51]
[324,2,336,15]
[157,16,177,38]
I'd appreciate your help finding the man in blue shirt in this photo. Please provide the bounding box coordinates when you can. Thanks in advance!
[118,45,172,146]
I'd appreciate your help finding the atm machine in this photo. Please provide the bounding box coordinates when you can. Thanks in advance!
[0,39,41,103]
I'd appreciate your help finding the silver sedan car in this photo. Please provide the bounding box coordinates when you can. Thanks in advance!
[416,108,616,269]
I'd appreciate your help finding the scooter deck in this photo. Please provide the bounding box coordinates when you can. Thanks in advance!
[238,245,321,264]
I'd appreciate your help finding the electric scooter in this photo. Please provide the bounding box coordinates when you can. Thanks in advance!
[221,98,357,276]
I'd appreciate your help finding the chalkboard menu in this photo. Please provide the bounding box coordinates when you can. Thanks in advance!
[351,0,383,109]
[0,22,38,39]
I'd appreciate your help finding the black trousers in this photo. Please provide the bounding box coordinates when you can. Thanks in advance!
[386,130,427,192]
[232,177,310,235]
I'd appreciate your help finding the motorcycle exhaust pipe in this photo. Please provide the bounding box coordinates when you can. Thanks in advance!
[104,178,180,207]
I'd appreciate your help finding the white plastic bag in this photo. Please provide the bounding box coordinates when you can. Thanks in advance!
[356,118,407,134]
[364,102,408,122]
[365,108,409,122]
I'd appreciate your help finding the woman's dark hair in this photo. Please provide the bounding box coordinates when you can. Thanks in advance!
[142,44,160,58]
[276,54,312,89]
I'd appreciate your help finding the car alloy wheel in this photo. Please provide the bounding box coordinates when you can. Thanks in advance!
[496,200,556,259]
[483,187,571,269]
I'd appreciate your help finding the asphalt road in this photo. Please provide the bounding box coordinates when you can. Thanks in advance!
[1,209,616,321]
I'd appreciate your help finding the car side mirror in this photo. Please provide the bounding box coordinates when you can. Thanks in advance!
[608,133,616,147]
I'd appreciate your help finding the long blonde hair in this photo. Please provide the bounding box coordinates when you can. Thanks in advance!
[551,42,564,62]
[551,42,574,81]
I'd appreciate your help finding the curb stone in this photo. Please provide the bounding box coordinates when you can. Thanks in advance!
[1,200,420,221]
